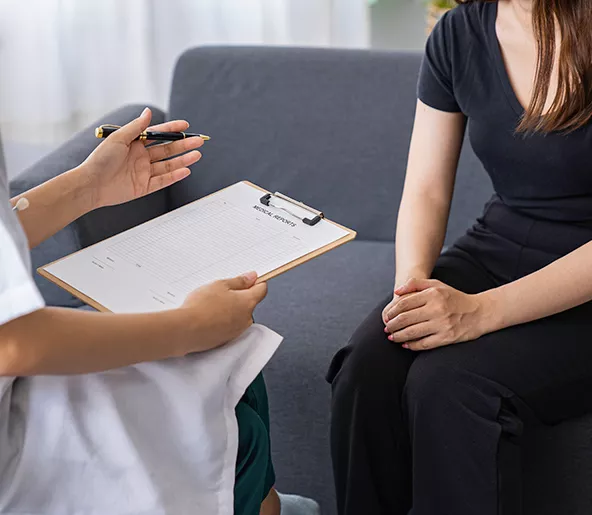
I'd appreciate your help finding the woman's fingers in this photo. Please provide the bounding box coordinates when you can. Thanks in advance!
[151,151,202,176]
[389,321,435,343]
[394,277,435,296]
[385,290,428,321]
[402,335,443,352]
[148,137,204,163]
[384,307,429,334]
[382,296,398,324]
[146,168,191,195]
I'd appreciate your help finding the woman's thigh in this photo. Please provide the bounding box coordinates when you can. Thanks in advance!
[410,295,592,424]
[409,245,592,424]
[327,293,419,405]
[402,244,592,425]
[334,240,592,424]
[328,245,502,390]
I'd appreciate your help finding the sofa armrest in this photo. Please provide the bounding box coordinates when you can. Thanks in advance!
[9,105,169,307]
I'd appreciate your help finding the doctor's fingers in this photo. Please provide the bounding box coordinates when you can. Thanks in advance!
[148,136,204,162]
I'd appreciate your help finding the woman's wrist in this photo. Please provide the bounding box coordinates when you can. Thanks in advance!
[395,268,431,290]
[474,288,505,336]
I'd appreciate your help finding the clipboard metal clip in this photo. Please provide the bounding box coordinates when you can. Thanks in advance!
[260,192,324,226]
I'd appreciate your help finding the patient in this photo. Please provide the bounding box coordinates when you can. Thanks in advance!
[0,108,319,515]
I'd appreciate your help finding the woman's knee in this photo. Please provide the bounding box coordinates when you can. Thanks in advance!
[404,350,506,421]
[328,304,415,402]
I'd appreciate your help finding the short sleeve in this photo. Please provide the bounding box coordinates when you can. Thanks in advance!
[418,10,461,113]
[0,220,44,326]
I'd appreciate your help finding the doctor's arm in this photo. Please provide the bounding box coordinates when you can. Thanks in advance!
[11,109,202,249]
[0,273,267,376]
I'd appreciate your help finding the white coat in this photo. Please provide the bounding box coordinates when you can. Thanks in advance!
[0,168,281,515]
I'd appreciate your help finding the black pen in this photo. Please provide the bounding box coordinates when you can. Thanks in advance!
[95,124,211,142]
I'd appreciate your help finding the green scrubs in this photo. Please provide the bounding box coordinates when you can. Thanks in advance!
[234,373,276,515]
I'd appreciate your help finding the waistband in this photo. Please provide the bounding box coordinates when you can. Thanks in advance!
[479,195,592,257]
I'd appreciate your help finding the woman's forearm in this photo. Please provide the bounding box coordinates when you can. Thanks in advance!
[394,101,466,287]
[11,166,93,249]
[395,188,450,286]
[479,241,592,333]
[0,307,196,376]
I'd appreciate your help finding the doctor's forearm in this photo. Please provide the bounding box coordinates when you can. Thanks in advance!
[11,166,93,249]
[0,307,205,376]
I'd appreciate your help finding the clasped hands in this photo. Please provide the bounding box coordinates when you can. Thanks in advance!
[382,278,490,351]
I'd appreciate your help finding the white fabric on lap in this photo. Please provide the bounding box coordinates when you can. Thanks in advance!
[0,324,282,515]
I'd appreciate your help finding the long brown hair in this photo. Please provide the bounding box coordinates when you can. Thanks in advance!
[457,0,592,133]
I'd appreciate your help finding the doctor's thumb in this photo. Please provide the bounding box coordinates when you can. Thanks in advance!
[226,271,258,290]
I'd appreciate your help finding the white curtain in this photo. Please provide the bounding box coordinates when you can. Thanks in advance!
[0,0,369,147]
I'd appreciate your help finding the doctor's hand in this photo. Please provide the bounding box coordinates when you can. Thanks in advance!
[383,278,489,351]
[81,107,203,210]
[181,271,268,352]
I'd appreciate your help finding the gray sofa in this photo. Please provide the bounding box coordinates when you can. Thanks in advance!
[10,47,592,515]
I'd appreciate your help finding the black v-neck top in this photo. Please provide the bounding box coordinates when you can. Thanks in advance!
[418,1,592,224]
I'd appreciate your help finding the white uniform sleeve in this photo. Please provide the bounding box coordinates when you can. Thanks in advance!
[0,221,45,327]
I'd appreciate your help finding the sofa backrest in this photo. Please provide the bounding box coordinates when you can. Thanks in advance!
[168,46,493,243]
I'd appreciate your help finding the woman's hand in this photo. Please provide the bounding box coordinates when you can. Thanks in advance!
[382,294,402,325]
[81,107,204,210]
[383,278,490,351]
[381,272,429,324]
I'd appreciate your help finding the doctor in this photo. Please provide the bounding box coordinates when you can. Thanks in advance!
[0,108,319,515]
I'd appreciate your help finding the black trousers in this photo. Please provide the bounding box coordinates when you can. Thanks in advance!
[328,197,592,515]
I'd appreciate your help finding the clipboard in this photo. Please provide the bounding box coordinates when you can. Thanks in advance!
[38,181,357,313]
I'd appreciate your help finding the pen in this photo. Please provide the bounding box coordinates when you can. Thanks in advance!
[95,124,211,142]
[12,198,30,212]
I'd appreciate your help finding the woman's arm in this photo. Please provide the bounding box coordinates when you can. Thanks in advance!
[481,240,592,332]
[0,273,267,376]
[383,102,592,348]
[12,109,203,249]
[395,100,466,285]
[382,100,466,319]
[384,240,592,351]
